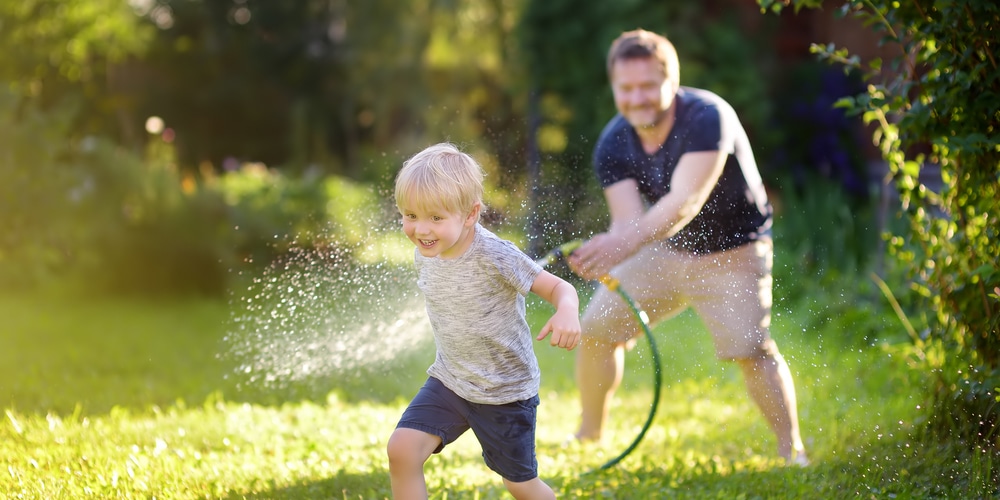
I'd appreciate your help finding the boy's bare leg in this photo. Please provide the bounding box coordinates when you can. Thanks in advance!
[387,428,441,500]
[504,477,556,500]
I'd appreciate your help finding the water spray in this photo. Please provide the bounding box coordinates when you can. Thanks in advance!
[536,240,663,473]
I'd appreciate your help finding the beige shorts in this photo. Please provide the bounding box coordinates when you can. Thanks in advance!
[581,238,777,360]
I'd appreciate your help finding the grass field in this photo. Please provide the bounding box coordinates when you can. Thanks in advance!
[2,282,996,499]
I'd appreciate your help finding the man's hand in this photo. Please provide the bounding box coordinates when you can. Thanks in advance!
[567,232,636,280]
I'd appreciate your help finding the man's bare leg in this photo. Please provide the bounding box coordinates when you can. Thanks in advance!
[737,351,808,464]
[575,338,626,440]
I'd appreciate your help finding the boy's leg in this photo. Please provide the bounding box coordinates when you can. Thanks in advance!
[389,377,472,499]
[386,428,442,500]
[468,396,551,497]
[503,477,556,500]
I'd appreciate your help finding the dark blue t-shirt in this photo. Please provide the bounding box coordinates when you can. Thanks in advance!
[593,87,772,254]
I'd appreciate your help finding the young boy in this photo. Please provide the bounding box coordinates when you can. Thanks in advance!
[387,143,581,500]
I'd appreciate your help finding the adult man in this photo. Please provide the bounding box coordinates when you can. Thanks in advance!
[566,29,808,465]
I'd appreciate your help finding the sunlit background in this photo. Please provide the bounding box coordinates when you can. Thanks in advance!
[1,0,997,498]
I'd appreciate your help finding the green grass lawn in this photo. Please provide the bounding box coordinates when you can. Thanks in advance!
[1,285,996,499]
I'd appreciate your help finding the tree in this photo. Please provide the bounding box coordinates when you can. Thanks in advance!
[760,0,999,450]
[0,0,152,140]
[121,0,531,185]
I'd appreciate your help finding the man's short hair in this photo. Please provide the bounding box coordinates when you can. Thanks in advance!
[606,29,681,87]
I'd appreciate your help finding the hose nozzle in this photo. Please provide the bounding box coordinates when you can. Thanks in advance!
[535,239,584,268]
[597,274,620,291]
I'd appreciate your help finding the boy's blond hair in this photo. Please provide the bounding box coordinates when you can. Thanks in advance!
[394,142,484,218]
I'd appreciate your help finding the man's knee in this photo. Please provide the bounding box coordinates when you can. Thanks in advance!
[727,338,781,365]
[578,333,636,354]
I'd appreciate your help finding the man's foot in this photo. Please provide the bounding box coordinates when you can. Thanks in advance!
[573,431,602,442]
[788,451,810,467]
[560,433,602,448]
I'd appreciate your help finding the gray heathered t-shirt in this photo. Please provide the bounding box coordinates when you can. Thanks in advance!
[414,224,543,405]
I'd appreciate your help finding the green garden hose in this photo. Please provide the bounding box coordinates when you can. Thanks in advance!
[536,240,663,472]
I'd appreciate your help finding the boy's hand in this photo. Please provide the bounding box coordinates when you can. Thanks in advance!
[530,271,581,351]
[537,308,581,351]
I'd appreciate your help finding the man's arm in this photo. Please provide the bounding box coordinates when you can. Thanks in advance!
[569,150,727,279]
[636,150,726,243]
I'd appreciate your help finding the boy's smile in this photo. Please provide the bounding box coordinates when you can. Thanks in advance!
[399,201,480,260]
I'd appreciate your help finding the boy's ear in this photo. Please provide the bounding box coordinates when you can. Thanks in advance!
[465,202,481,226]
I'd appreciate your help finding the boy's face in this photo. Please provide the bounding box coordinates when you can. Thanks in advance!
[610,56,676,130]
[398,200,480,260]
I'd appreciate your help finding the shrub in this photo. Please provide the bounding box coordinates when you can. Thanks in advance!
[0,91,357,296]
[0,92,86,288]
[761,0,1000,454]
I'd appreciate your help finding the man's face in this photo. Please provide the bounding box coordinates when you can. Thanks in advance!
[610,57,676,130]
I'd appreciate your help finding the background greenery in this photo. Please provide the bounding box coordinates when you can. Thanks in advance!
[1,0,879,295]
[762,0,999,468]
[1,0,997,497]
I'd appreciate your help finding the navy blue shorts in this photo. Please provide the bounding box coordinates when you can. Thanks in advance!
[395,377,541,482]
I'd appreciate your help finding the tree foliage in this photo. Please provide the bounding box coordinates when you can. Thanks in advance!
[761,0,999,450]
[0,0,527,180]
[0,0,535,293]
[0,0,152,134]
[119,0,531,182]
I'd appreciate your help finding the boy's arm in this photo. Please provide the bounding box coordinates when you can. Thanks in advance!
[530,270,581,351]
